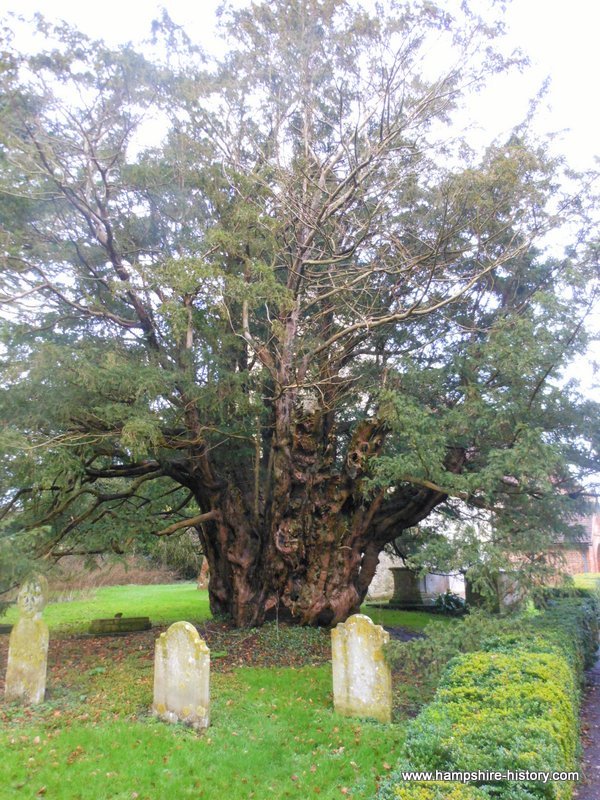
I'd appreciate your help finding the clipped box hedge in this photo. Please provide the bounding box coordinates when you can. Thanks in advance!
[389,783,490,800]
[378,594,599,800]
[406,651,577,799]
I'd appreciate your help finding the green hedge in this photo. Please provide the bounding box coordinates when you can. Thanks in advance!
[532,594,600,672]
[406,651,577,799]
[537,586,598,602]
[385,593,599,702]
[379,596,599,800]
[479,597,599,678]
[384,783,490,799]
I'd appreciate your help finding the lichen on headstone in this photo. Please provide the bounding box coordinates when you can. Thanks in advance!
[5,575,50,705]
[331,613,392,723]
[152,620,210,730]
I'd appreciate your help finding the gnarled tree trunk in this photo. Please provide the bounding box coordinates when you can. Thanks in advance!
[199,497,382,627]
[195,412,448,627]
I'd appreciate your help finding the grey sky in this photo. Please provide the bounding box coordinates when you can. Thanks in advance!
[4,0,599,172]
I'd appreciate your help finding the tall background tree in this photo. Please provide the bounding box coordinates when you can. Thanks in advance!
[0,1,598,625]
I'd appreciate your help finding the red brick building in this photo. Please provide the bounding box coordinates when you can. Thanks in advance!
[550,513,600,575]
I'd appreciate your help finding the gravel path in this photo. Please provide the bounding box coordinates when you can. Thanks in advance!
[575,655,600,799]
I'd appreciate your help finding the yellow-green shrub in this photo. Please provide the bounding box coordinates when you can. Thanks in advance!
[406,651,577,799]
[378,597,598,800]
[389,782,490,799]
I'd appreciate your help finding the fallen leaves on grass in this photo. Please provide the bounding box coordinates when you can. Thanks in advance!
[66,745,85,764]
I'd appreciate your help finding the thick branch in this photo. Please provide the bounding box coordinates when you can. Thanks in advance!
[151,510,219,537]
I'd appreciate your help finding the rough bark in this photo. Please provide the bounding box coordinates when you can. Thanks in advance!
[193,411,445,628]
[199,499,381,628]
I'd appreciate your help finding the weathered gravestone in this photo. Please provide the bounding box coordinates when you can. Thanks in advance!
[5,575,49,705]
[331,613,392,723]
[152,621,210,730]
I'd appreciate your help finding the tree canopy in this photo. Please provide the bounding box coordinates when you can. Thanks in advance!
[0,0,598,625]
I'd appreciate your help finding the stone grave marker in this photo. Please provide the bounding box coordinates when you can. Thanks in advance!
[5,575,50,705]
[89,615,151,634]
[331,613,392,723]
[153,621,210,730]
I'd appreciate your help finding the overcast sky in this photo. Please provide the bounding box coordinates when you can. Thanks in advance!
[3,0,599,172]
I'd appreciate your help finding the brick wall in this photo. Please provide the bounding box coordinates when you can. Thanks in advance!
[562,547,589,575]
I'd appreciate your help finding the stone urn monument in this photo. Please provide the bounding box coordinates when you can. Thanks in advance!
[389,568,424,608]
[389,568,452,608]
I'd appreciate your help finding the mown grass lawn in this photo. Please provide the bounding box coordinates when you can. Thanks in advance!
[0,661,406,800]
[2,582,446,636]
[3,582,212,634]
[573,573,600,590]
[0,583,440,798]
[361,604,450,631]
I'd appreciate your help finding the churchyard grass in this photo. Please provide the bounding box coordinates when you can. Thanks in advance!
[0,583,442,798]
[361,605,453,631]
[0,654,407,799]
[573,573,600,590]
[2,582,212,634]
[1,583,444,635]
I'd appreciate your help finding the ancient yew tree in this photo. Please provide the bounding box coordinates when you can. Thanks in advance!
[0,2,598,625]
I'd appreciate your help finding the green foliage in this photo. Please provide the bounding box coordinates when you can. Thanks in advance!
[377,782,490,800]
[404,651,577,799]
[385,611,519,702]
[150,530,204,579]
[380,598,598,800]
[386,594,600,707]
[573,574,600,591]
[537,585,600,602]
[433,591,466,616]
[528,595,600,671]
[0,521,53,615]
[0,2,597,621]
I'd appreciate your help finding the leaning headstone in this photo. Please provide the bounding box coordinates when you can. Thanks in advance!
[5,575,50,705]
[331,613,392,723]
[152,621,210,730]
